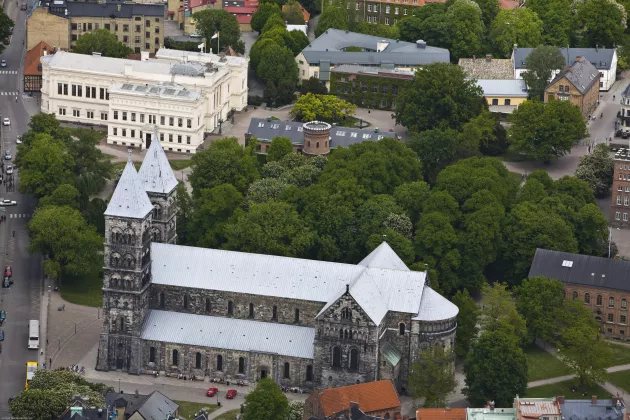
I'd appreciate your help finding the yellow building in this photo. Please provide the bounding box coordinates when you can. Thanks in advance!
[27,0,165,54]
[476,79,528,117]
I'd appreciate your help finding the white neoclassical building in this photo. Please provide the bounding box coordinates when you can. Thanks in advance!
[108,83,205,153]
[40,48,248,152]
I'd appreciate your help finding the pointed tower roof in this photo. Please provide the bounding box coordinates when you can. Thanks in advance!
[138,130,179,195]
[105,154,153,219]
[358,240,409,271]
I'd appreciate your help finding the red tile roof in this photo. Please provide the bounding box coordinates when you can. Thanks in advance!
[416,408,467,420]
[318,380,400,416]
[224,6,257,13]
[24,41,54,76]
[499,0,520,8]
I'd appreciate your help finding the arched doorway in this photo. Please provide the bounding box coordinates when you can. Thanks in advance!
[145,133,152,149]
[116,356,124,369]
[259,365,269,379]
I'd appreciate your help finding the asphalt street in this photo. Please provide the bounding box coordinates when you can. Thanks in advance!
[0,0,42,415]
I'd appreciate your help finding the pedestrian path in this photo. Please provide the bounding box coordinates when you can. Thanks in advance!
[9,213,31,219]
[0,71,18,75]
[0,91,19,96]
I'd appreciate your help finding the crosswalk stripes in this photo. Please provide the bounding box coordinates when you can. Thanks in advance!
[0,92,18,96]
[0,71,17,75]
[9,213,32,219]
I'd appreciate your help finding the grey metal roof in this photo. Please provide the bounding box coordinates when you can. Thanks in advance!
[138,132,179,194]
[476,79,528,97]
[110,83,201,102]
[247,118,398,149]
[513,47,615,70]
[548,57,599,95]
[413,286,459,321]
[331,64,414,78]
[528,248,630,292]
[302,28,450,66]
[105,159,153,219]
[66,2,164,18]
[150,242,427,325]
[136,391,179,420]
[358,241,409,271]
[561,400,625,420]
[105,393,150,415]
[141,310,316,359]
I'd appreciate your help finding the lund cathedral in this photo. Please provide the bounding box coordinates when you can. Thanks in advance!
[96,137,459,390]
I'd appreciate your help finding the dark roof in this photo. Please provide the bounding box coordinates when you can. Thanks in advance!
[58,406,108,420]
[135,391,179,420]
[622,83,630,98]
[548,57,599,95]
[246,118,398,149]
[302,28,450,66]
[66,2,164,18]
[513,47,615,70]
[105,392,150,417]
[561,400,625,420]
[528,248,630,292]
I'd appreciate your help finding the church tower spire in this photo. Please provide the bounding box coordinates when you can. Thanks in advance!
[138,128,179,244]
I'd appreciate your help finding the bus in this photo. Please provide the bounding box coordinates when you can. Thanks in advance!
[28,320,39,349]
[25,361,37,390]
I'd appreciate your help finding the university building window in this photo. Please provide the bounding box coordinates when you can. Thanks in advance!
[608,314,614,322]
[597,295,603,305]
[610,297,616,308]
[584,293,590,304]
[572,291,578,300]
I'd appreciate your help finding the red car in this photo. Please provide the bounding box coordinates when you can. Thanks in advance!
[226,389,237,399]
[206,387,218,397]
[4,266,11,277]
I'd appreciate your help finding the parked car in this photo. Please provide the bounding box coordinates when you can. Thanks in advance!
[3,117,10,126]
[206,387,218,397]
[15,136,21,144]
[0,310,6,325]
[4,150,11,160]
[225,389,237,399]
[0,60,6,68]
[4,266,11,277]
[623,131,630,140]
[0,199,16,206]
[6,165,13,175]
[0,329,5,341]
[2,277,8,288]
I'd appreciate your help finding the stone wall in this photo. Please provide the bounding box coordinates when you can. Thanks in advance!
[141,339,315,387]
[146,189,177,244]
[151,284,326,328]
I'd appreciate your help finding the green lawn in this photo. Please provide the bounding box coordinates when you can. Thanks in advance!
[525,345,572,381]
[213,409,241,420]
[59,272,102,307]
[169,159,192,171]
[607,343,630,366]
[174,401,219,419]
[527,380,610,399]
[608,371,630,393]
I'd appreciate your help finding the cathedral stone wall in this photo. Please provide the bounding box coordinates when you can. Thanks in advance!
[146,190,177,244]
[140,340,315,387]
[151,285,326,328]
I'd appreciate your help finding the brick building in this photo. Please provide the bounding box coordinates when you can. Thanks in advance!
[304,380,401,419]
[544,57,600,118]
[96,138,459,391]
[611,149,630,227]
[529,249,630,340]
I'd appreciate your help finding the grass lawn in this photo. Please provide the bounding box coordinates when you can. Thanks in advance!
[213,409,241,420]
[527,380,610,399]
[174,400,219,419]
[338,116,371,128]
[169,159,192,171]
[608,371,630,393]
[525,345,572,381]
[59,272,102,307]
[112,161,142,171]
[607,343,630,366]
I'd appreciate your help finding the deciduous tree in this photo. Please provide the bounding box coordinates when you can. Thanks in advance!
[283,0,306,24]
[39,184,80,209]
[315,5,348,36]
[73,29,133,58]
[189,184,244,248]
[521,46,566,101]
[18,134,74,198]
[267,136,295,162]
[575,143,614,197]
[243,377,289,420]
[516,275,565,344]
[575,0,625,49]
[445,0,485,61]
[251,3,282,33]
[193,9,245,54]
[291,93,356,122]
[489,8,543,57]
[527,0,572,46]
[408,346,458,407]
[451,289,479,359]
[257,44,298,85]
[396,63,484,133]
[479,282,527,344]
[473,0,500,27]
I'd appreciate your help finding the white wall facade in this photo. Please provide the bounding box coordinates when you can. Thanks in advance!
[107,84,205,153]
[40,49,248,139]
[514,51,617,91]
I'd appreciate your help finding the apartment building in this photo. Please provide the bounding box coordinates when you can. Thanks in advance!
[27,0,165,54]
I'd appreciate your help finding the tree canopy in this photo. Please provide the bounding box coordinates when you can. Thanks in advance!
[73,29,133,58]
[575,143,614,197]
[193,9,245,54]
[243,377,289,420]
[408,346,458,407]
[521,46,566,101]
[290,93,356,122]
[489,8,543,57]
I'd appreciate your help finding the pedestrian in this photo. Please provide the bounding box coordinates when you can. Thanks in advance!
[43,362,46,369]
[62,304,65,311]
[49,357,52,367]
[46,339,49,345]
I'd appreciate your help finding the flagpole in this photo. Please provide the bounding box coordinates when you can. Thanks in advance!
[217,31,220,54]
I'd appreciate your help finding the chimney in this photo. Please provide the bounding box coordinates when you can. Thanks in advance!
[140,51,149,61]
[557,396,565,404]
[568,66,573,72]
[350,401,360,409]
[416,40,426,49]
[486,54,492,62]
[592,396,598,405]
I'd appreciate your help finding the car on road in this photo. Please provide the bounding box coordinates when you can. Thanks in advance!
[4,150,11,160]
[7,164,13,174]
[0,310,6,325]
[226,389,237,399]
[0,60,6,68]
[2,277,8,288]
[16,136,21,144]
[0,329,5,341]
[3,117,10,126]
[0,199,16,206]
[190,33,202,38]
[206,387,218,397]
[4,266,11,277]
